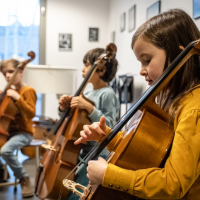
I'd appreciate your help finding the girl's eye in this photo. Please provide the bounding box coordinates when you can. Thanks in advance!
[146,59,151,64]
[8,70,14,73]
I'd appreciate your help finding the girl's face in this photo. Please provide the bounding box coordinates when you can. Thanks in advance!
[133,38,166,86]
[82,60,102,84]
[82,60,92,78]
[1,62,22,84]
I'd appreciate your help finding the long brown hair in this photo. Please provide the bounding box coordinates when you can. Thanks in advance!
[131,9,200,121]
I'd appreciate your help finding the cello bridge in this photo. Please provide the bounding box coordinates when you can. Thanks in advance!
[63,179,86,198]
[41,144,57,151]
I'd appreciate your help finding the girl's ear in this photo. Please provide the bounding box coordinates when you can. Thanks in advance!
[19,68,24,73]
[18,69,24,76]
[97,66,106,77]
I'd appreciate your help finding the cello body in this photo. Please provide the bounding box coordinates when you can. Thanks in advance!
[35,108,91,200]
[0,96,18,147]
[78,108,174,200]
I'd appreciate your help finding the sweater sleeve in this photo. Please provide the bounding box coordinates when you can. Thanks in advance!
[102,109,200,199]
[15,87,37,119]
[88,92,119,127]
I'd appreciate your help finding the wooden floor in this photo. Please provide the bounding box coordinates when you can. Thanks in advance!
[0,151,40,200]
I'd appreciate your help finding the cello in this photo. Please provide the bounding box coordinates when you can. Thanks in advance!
[0,52,35,147]
[35,43,117,200]
[63,40,200,200]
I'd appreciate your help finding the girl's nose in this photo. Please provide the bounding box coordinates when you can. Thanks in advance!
[5,73,10,78]
[140,67,147,77]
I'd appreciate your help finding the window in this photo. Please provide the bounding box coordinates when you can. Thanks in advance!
[0,0,40,64]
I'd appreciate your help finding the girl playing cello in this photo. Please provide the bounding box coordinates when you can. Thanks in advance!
[75,9,200,200]
[0,59,37,198]
[59,47,120,200]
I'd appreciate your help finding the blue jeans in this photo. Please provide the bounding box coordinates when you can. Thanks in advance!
[1,132,33,179]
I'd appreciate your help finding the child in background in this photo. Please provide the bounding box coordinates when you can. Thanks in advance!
[76,9,200,200]
[59,48,120,200]
[0,59,37,198]
[59,48,119,129]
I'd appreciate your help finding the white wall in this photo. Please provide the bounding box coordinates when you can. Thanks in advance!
[46,0,110,69]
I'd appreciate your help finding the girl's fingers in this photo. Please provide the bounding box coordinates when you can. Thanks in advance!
[70,102,78,108]
[63,99,69,103]
[74,137,83,145]
[92,123,106,136]
[80,130,87,139]
[72,97,78,101]
[83,125,92,135]
[99,116,106,131]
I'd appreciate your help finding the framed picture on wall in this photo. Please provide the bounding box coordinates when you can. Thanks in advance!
[147,1,161,20]
[89,28,99,42]
[59,33,72,51]
[128,5,136,32]
[193,0,200,19]
[120,12,126,32]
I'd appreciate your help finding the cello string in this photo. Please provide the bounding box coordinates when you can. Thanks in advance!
[124,110,142,131]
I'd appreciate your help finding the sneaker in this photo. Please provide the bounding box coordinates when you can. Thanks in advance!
[20,176,34,198]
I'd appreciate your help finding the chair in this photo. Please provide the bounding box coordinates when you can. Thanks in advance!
[0,139,46,192]
[28,139,47,168]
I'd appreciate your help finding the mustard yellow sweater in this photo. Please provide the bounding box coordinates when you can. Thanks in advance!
[9,86,37,135]
[103,87,200,200]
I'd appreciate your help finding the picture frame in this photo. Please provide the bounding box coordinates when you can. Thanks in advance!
[120,12,126,32]
[128,5,136,32]
[147,1,161,20]
[89,28,99,42]
[59,33,72,51]
[193,0,200,19]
